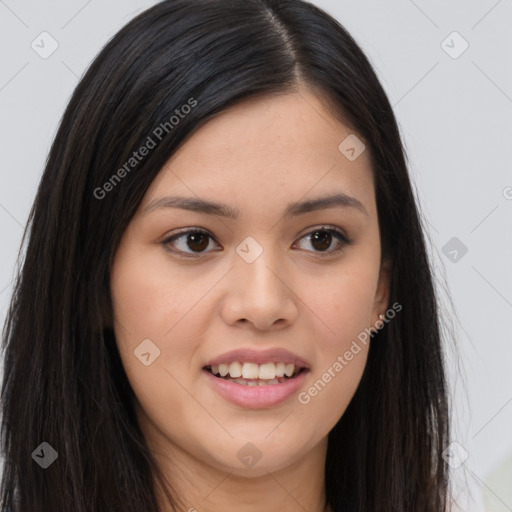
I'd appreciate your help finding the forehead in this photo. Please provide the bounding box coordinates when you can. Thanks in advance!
[142,88,375,217]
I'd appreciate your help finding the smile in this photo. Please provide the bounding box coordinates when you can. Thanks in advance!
[205,361,304,385]
[203,363,309,408]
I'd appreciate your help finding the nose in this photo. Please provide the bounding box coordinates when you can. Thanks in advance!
[220,242,299,331]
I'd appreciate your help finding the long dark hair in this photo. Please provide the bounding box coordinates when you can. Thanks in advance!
[0,0,450,510]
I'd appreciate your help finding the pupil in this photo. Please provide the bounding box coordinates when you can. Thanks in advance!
[187,233,208,252]
[311,230,331,251]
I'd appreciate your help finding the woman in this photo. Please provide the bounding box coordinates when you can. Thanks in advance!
[0,0,451,510]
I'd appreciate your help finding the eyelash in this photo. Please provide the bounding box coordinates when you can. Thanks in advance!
[160,226,351,259]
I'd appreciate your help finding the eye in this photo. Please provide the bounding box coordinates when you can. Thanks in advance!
[160,226,351,258]
[160,228,219,257]
[293,226,351,256]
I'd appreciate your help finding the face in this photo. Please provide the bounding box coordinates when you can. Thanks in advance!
[110,86,389,479]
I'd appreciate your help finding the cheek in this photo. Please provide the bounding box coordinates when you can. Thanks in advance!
[308,265,377,349]
[110,254,204,431]
[109,247,193,385]
[294,263,376,426]
[301,294,371,431]
[110,244,204,339]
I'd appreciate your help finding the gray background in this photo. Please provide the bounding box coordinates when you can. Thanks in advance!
[1,1,511,510]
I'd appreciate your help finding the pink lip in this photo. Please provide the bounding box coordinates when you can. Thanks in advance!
[203,348,310,369]
[202,368,309,409]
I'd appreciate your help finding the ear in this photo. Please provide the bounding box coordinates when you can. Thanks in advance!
[371,258,391,326]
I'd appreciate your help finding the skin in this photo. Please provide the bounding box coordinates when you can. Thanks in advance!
[110,84,390,512]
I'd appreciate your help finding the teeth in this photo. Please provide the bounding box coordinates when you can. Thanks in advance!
[231,378,282,386]
[258,362,276,380]
[258,379,279,386]
[218,363,229,377]
[209,361,301,379]
[284,364,295,377]
[242,362,259,379]
[229,361,242,378]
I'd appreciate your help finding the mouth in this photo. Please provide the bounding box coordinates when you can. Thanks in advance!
[203,362,308,387]
[202,361,310,409]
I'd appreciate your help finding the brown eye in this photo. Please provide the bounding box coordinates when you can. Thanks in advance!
[310,230,332,251]
[186,232,209,252]
[161,226,350,259]
[161,229,218,256]
[294,227,350,255]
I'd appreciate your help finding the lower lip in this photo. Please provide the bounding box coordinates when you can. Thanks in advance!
[202,368,309,409]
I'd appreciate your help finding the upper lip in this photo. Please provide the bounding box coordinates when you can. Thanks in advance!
[203,348,310,369]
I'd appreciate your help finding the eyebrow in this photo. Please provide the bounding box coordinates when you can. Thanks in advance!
[143,193,368,218]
